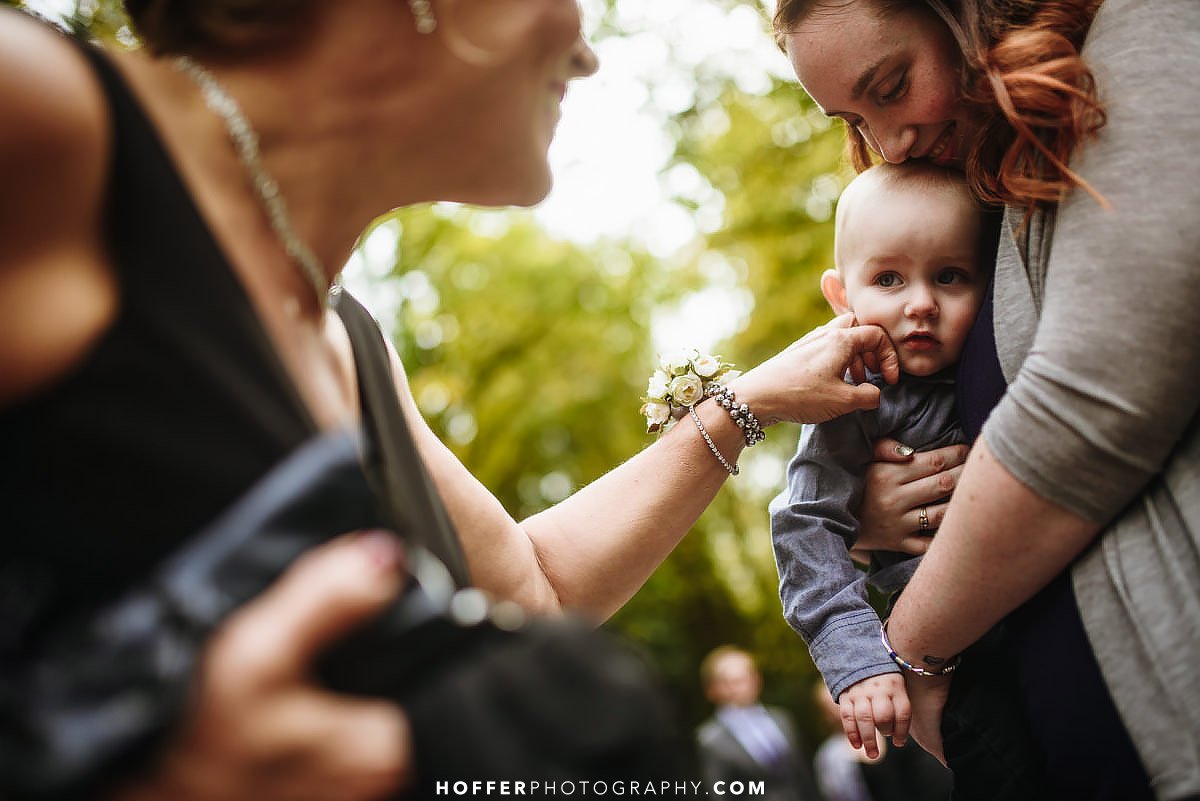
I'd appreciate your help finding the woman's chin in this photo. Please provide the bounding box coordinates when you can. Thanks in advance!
[498,186,552,209]
[453,171,553,209]
[510,177,553,208]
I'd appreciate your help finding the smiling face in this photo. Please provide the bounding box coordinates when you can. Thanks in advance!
[782,1,975,166]
[824,166,987,376]
[440,0,599,206]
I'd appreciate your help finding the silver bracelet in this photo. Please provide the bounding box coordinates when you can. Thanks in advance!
[704,383,765,447]
[880,617,961,677]
[688,404,738,476]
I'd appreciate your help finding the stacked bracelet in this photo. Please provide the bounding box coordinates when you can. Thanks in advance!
[704,383,765,447]
[688,404,738,475]
[880,618,961,677]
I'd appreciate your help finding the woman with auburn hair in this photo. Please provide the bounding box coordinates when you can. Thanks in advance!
[773,0,1200,799]
[0,0,907,799]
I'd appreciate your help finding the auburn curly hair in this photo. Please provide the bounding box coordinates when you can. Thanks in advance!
[773,0,1107,212]
[123,0,311,54]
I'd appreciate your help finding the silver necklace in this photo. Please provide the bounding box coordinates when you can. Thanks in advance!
[175,56,337,307]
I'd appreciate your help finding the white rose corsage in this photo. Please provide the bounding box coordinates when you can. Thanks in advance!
[640,348,740,434]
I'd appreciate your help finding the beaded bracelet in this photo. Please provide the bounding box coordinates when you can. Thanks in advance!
[704,382,765,447]
[688,404,738,475]
[880,617,962,677]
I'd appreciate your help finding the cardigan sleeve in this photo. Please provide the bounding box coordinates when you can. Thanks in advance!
[981,0,1200,524]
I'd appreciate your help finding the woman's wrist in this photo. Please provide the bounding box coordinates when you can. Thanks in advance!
[880,617,961,678]
[703,382,765,446]
[688,397,749,457]
[686,402,740,475]
[724,374,783,428]
[883,596,963,677]
[640,349,764,475]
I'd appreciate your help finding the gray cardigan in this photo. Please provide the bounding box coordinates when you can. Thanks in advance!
[770,373,964,701]
[981,0,1200,797]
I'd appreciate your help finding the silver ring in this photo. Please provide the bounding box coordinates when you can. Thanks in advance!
[918,506,931,531]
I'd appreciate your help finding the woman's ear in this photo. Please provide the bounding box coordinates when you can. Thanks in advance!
[820,269,852,314]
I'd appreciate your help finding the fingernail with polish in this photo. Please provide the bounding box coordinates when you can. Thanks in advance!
[357,530,404,573]
[895,444,915,457]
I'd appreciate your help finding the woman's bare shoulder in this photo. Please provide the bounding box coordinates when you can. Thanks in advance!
[0,10,116,406]
[0,11,110,248]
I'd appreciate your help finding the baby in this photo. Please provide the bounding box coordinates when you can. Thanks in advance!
[769,162,990,756]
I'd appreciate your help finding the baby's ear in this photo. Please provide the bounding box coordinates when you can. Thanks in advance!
[820,268,852,315]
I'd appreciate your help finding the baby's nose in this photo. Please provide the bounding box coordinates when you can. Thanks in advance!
[904,288,939,318]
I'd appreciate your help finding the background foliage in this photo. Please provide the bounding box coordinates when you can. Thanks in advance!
[12,0,860,751]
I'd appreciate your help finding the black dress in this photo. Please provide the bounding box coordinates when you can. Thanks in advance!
[0,43,318,655]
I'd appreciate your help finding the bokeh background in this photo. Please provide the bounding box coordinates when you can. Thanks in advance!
[11,0,860,752]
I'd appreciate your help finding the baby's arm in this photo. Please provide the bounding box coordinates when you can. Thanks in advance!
[771,412,912,757]
[837,673,911,758]
[771,413,900,700]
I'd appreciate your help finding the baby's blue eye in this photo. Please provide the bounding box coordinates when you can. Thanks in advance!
[937,269,968,285]
[876,273,901,288]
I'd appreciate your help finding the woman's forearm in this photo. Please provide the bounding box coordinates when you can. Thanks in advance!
[408,359,742,620]
[521,316,902,620]
[418,315,898,620]
[521,399,743,620]
[885,437,1101,665]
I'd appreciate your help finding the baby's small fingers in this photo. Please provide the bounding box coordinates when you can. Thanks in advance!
[839,699,863,750]
[892,692,913,747]
[855,707,879,759]
[871,695,896,737]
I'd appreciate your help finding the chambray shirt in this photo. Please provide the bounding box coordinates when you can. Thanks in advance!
[769,371,965,701]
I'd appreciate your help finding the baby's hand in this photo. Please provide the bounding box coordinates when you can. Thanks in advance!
[837,673,911,758]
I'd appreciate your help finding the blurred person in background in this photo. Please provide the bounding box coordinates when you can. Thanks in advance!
[697,646,825,801]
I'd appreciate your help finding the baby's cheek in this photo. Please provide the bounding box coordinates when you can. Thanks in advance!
[943,306,983,356]
[939,328,973,365]
[845,306,893,334]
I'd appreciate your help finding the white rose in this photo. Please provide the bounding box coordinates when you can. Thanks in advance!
[641,400,671,433]
[661,348,699,376]
[718,369,742,384]
[692,354,722,379]
[646,370,671,400]
[668,374,704,407]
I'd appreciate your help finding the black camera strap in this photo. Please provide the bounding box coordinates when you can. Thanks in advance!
[333,290,471,589]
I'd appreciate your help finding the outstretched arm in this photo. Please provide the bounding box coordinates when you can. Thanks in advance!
[399,314,899,620]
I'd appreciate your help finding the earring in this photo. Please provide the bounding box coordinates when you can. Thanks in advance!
[408,0,437,34]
